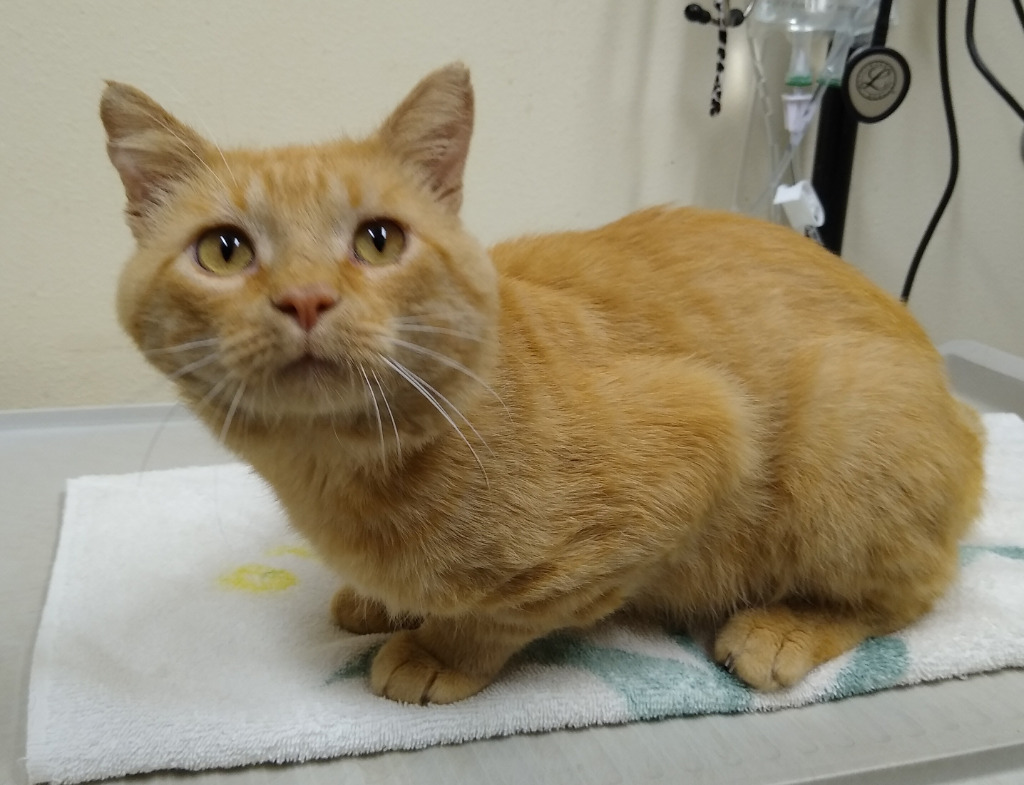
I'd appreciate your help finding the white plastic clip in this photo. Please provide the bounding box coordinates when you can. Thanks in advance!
[782,92,815,147]
[773,180,825,230]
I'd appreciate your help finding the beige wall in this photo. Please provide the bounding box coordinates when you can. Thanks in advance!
[1,1,1021,410]
[845,2,1024,352]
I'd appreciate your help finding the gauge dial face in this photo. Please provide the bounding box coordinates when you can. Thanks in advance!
[844,48,910,123]
[856,61,897,100]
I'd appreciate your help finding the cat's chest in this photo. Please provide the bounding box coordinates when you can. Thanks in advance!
[298,491,496,614]
[247,439,493,610]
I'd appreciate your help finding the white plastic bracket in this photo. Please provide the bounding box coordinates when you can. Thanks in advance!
[773,180,826,230]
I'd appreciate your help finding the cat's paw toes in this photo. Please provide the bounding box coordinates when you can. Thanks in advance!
[714,608,816,691]
[370,631,492,704]
[330,587,418,635]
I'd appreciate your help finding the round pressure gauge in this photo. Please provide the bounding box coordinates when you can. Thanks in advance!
[842,46,911,123]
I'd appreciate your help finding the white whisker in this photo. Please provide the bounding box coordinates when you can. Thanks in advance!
[156,84,240,191]
[392,310,478,324]
[360,364,387,469]
[387,358,493,457]
[388,337,509,418]
[214,143,240,190]
[391,323,483,342]
[167,352,221,382]
[192,375,233,414]
[202,135,239,191]
[372,369,401,459]
[136,401,187,485]
[381,356,489,487]
[219,382,246,442]
[137,108,230,195]
[144,338,219,357]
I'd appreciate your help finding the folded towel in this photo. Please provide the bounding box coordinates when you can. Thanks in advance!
[26,413,1024,784]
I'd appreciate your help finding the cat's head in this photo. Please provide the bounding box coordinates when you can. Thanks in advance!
[102,64,498,441]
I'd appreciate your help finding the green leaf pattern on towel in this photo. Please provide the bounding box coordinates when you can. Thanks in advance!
[960,544,1024,566]
[828,636,909,699]
[518,632,751,717]
[325,643,381,686]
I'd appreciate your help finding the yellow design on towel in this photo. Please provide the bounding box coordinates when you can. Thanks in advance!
[218,564,297,593]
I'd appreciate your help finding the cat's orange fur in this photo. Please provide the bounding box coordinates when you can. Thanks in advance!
[101,64,983,704]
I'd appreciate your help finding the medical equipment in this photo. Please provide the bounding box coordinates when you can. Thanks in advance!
[686,0,1024,303]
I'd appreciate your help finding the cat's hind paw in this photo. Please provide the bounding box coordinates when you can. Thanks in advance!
[370,630,493,704]
[714,606,869,691]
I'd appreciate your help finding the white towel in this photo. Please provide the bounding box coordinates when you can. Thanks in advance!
[25,413,1024,785]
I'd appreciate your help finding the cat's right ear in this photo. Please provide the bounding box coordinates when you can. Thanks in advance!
[378,63,474,214]
[100,82,208,235]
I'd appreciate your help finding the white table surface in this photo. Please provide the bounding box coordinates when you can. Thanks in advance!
[3,402,1024,785]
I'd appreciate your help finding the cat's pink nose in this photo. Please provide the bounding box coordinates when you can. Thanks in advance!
[273,285,339,332]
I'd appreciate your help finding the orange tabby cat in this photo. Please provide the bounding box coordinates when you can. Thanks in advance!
[101,64,983,704]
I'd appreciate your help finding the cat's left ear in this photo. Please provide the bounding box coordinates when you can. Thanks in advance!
[378,63,474,213]
[100,82,210,235]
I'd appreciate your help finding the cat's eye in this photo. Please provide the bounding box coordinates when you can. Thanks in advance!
[353,219,406,266]
[194,227,256,275]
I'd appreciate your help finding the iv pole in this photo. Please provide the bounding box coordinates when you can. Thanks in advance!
[686,0,905,256]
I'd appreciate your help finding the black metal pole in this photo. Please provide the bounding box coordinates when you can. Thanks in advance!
[812,0,893,256]
[810,85,859,255]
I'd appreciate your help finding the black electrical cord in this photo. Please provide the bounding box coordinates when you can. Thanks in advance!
[901,0,959,304]
[903,0,1024,302]
[966,0,1024,122]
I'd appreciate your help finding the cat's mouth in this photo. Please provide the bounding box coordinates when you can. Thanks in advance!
[278,353,345,380]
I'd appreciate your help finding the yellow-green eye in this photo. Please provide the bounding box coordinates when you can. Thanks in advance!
[353,219,406,266]
[194,227,255,275]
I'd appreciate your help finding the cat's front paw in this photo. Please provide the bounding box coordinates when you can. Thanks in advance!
[714,609,815,690]
[330,587,419,635]
[370,630,493,704]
